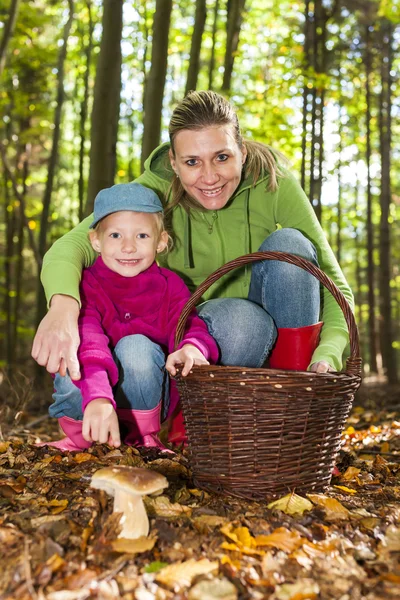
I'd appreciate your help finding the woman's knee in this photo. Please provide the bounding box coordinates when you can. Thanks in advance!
[198,299,276,367]
[260,228,318,263]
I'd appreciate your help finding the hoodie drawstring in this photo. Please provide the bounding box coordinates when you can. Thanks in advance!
[184,211,194,269]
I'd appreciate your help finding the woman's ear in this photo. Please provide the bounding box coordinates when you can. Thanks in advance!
[241,143,247,165]
[157,230,169,254]
[89,230,101,253]
[169,149,177,174]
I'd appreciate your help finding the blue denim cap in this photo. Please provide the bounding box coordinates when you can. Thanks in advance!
[89,182,163,228]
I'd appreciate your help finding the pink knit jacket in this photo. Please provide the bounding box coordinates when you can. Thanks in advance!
[74,257,219,414]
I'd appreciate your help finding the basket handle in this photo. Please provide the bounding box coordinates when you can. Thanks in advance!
[174,251,362,377]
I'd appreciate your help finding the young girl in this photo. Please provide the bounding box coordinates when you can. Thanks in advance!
[42,182,219,451]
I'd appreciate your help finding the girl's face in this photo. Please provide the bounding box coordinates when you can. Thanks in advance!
[169,125,247,211]
[90,211,168,277]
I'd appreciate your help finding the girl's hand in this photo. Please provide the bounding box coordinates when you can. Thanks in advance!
[82,399,121,447]
[309,360,335,373]
[31,294,81,380]
[166,344,210,377]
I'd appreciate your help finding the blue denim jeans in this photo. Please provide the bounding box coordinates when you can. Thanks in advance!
[50,228,320,420]
[50,334,169,421]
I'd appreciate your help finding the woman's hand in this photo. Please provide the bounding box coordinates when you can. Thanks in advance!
[166,344,210,377]
[31,294,81,380]
[309,360,335,373]
[82,399,121,447]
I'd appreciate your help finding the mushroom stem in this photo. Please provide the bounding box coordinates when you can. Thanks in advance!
[113,488,149,539]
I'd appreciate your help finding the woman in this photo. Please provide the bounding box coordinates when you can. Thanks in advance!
[32,91,353,442]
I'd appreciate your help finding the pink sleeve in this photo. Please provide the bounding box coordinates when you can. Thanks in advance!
[166,273,219,364]
[74,274,118,410]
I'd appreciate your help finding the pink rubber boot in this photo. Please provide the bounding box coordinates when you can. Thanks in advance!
[268,322,323,371]
[36,416,92,451]
[117,402,173,453]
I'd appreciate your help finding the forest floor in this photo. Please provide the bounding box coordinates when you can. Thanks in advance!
[0,378,399,600]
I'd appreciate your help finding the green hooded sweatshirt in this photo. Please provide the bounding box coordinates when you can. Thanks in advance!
[41,142,354,371]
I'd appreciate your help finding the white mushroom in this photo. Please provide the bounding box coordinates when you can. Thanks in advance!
[90,466,168,539]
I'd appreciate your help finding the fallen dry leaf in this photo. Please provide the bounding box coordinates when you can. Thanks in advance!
[155,558,219,590]
[144,495,192,517]
[188,577,238,599]
[275,579,320,600]
[267,492,313,515]
[307,494,350,520]
[111,536,156,554]
[254,527,305,553]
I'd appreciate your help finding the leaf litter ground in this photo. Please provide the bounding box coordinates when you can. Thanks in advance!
[0,381,399,600]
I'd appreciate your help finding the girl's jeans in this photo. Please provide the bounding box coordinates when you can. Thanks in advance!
[50,228,320,421]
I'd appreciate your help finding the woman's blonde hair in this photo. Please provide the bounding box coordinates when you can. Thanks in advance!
[168,90,285,212]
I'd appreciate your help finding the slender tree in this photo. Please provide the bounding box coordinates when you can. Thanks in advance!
[221,0,246,92]
[36,0,74,326]
[0,0,21,78]
[364,24,378,373]
[86,0,123,212]
[141,0,172,171]
[185,0,207,95]
[78,0,94,221]
[208,0,220,89]
[378,20,397,383]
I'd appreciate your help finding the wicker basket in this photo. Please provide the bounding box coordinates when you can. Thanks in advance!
[174,251,362,499]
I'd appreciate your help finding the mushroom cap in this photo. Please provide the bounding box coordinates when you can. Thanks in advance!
[90,466,168,497]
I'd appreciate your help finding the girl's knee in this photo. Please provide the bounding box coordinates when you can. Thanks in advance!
[114,335,165,376]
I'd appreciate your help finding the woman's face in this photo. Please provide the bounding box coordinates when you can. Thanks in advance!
[169,125,247,210]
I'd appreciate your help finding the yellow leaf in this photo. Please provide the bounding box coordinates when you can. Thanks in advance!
[333,485,357,495]
[268,493,313,515]
[235,527,256,548]
[112,536,156,554]
[220,542,241,552]
[307,494,350,520]
[0,442,11,453]
[342,466,361,481]
[255,527,304,553]
[156,558,218,590]
[73,453,94,463]
[380,441,390,453]
[220,555,241,570]
[48,499,68,514]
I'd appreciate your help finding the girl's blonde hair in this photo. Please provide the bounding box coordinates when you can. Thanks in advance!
[168,90,285,212]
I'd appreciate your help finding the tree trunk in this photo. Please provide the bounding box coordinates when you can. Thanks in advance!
[78,0,93,222]
[0,0,21,78]
[378,21,397,383]
[185,0,207,95]
[3,165,15,370]
[300,0,311,192]
[86,0,123,212]
[141,0,173,171]
[364,25,378,373]
[222,0,246,92]
[208,0,220,89]
[37,0,74,327]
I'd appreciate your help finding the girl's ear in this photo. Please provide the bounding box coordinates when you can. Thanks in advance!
[89,230,101,253]
[157,230,169,254]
